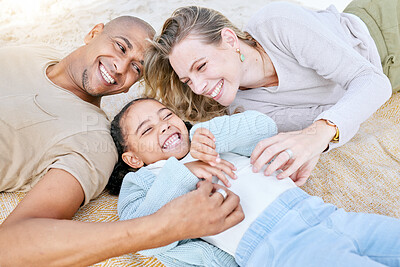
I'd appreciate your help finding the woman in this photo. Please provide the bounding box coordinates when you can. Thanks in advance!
[144,0,399,185]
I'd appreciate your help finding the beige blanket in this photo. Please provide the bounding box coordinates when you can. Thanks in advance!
[1,1,395,265]
[0,191,164,266]
[303,92,400,217]
[1,93,399,266]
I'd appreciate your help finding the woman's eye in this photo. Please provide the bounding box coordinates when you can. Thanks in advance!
[198,62,206,71]
[183,79,191,86]
[117,42,126,53]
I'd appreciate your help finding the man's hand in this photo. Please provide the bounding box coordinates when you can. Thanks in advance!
[154,180,244,240]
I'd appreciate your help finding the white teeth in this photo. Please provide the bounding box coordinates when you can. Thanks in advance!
[100,64,115,84]
[210,80,223,98]
[163,133,180,149]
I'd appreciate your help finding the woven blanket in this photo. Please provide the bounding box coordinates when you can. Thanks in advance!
[303,92,400,217]
[1,93,399,265]
[0,191,164,266]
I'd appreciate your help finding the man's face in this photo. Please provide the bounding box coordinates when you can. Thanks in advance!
[78,24,149,97]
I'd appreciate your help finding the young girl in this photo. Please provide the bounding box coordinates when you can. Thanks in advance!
[143,1,399,186]
[108,98,400,267]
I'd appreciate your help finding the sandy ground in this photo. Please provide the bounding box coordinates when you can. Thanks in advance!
[0,0,352,117]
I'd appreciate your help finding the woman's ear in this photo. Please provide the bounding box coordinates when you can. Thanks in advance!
[122,151,144,169]
[220,27,239,48]
[84,23,105,44]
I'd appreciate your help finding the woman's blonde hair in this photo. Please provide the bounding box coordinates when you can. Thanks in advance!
[143,6,256,122]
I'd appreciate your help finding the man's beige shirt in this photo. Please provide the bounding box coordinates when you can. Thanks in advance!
[0,45,118,204]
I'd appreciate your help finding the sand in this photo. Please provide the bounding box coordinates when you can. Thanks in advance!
[0,0,352,118]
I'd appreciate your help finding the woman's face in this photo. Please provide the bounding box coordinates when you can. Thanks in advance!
[122,99,190,166]
[169,35,241,106]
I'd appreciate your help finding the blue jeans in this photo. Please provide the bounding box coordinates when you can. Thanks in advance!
[236,188,400,267]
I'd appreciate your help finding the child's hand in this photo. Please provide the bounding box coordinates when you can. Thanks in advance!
[190,128,222,166]
[184,160,236,187]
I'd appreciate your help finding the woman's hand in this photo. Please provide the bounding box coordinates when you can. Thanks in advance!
[250,120,335,184]
[184,160,236,187]
[282,155,320,186]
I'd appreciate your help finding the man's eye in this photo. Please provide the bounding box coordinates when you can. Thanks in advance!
[132,63,141,74]
[198,62,206,71]
[117,42,126,53]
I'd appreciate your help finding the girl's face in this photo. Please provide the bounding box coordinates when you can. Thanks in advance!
[169,34,241,106]
[122,99,190,166]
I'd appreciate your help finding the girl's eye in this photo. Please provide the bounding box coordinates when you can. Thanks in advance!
[163,113,173,120]
[197,62,206,71]
[142,127,152,136]
[117,42,126,53]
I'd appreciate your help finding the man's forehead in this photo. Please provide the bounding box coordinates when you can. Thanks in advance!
[116,28,149,50]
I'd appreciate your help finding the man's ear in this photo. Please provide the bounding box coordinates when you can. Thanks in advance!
[220,27,239,48]
[84,23,105,45]
[122,151,144,169]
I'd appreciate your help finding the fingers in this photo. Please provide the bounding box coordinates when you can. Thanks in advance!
[191,148,219,166]
[191,128,219,165]
[223,203,245,230]
[211,184,237,205]
[160,180,243,240]
[212,184,244,228]
[207,166,231,187]
[263,150,293,176]
[274,159,303,179]
[196,179,214,191]
[194,128,216,144]
[251,146,281,174]
[250,130,322,182]
[218,159,236,171]
[191,135,217,155]
[250,136,277,165]
[211,187,228,202]
[215,159,237,179]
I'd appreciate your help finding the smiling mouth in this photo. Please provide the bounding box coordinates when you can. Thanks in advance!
[100,64,116,84]
[162,133,182,150]
[208,80,223,99]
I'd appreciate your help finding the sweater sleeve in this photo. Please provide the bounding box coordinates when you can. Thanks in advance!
[117,158,237,266]
[117,157,198,255]
[156,239,238,267]
[248,2,391,149]
[190,110,277,156]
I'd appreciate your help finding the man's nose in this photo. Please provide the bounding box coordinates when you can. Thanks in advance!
[113,56,130,74]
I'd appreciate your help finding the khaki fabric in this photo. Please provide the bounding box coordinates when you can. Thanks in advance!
[302,92,400,218]
[0,45,117,204]
[344,0,400,93]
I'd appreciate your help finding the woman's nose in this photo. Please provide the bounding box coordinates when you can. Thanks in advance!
[191,77,207,95]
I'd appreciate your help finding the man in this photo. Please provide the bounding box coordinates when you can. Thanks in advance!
[0,16,243,266]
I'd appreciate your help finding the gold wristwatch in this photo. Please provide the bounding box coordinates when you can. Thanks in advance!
[321,119,339,143]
